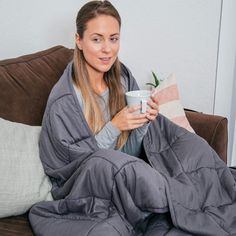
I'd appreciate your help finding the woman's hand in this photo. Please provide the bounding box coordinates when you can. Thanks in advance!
[146,94,159,121]
[111,105,149,131]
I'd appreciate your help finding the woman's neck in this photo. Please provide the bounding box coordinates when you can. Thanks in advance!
[87,67,107,95]
[91,79,107,95]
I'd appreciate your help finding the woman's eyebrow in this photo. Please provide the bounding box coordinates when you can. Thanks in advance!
[90,33,120,37]
[111,33,120,36]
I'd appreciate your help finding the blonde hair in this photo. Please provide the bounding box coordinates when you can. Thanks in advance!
[73,1,129,148]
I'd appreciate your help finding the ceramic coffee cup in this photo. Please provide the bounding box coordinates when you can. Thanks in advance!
[125,90,151,114]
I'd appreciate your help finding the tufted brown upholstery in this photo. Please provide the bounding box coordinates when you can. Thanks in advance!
[0,45,73,125]
[0,46,228,235]
[0,46,73,236]
[185,110,228,163]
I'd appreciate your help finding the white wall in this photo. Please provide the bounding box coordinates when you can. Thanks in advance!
[231,58,236,165]
[0,0,221,114]
[114,0,221,114]
[214,0,236,165]
[0,0,87,59]
[232,117,236,166]
[0,0,235,163]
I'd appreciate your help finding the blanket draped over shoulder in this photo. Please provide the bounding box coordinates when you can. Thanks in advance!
[29,63,236,236]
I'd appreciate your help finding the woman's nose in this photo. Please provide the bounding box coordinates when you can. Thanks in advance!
[101,40,111,53]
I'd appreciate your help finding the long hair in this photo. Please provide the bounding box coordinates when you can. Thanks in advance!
[73,0,129,149]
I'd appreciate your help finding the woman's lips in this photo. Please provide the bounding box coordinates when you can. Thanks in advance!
[99,57,112,64]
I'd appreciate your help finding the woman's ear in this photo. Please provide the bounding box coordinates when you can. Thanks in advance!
[75,33,82,50]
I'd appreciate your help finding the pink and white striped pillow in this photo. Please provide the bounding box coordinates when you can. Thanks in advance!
[154,73,195,133]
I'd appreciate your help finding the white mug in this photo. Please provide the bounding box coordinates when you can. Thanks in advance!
[125,90,151,114]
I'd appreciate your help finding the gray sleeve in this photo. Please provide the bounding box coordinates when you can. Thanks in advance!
[121,123,150,157]
[95,121,121,149]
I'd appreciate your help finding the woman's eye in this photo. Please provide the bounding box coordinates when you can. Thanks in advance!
[92,38,101,43]
[110,37,119,43]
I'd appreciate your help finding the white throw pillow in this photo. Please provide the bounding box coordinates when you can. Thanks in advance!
[153,73,195,133]
[0,118,52,218]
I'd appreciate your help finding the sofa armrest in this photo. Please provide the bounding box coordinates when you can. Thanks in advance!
[185,110,228,164]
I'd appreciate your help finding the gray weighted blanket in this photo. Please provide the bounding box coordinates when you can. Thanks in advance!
[29,114,236,235]
[29,63,236,235]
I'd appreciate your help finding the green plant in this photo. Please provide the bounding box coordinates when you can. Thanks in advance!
[146,71,160,88]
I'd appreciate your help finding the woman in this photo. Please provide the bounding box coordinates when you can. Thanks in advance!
[72,0,159,156]
[29,1,236,236]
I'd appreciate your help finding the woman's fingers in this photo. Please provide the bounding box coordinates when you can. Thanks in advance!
[123,94,160,126]
[148,96,159,109]
[112,105,149,131]
[127,104,141,113]
[145,96,159,121]
[126,107,149,129]
[151,94,159,103]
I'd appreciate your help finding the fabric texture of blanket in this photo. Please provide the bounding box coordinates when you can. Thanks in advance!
[29,62,236,235]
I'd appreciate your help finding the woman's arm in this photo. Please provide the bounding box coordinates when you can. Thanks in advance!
[121,123,150,157]
[94,121,120,149]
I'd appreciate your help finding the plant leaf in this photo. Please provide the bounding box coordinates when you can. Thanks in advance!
[152,71,160,87]
[146,82,156,87]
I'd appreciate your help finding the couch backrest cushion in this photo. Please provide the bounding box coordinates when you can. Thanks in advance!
[0,46,73,125]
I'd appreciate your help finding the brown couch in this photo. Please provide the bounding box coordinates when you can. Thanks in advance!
[0,45,228,235]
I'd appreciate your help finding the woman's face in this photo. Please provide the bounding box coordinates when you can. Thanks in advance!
[76,15,120,77]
